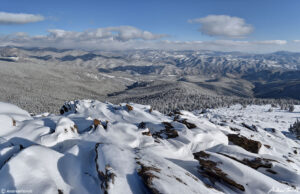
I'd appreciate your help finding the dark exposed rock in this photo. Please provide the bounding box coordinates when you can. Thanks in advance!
[152,122,179,139]
[59,103,77,115]
[242,123,258,132]
[266,169,277,174]
[218,153,277,171]
[177,119,197,129]
[264,144,271,149]
[168,110,182,116]
[286,159,294,163]
[242,158,273,169]
[100,120,109,130]
[142,129,152,136]
[264,128,276,133]
[294,150,297,154]
[162,122,173,130]
[12,118,16,126]
[95,143,116,194]
[70,125,78,133]
[174,176,187,185]
[193,151,210,159]
[138,122,146,129]
[149,108,153,113]
[136,161,161,194]
[230,127,240,132]
[227,134,262,153]
[193,151,245,192]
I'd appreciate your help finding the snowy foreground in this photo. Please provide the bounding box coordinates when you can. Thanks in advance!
[0,100,300,194]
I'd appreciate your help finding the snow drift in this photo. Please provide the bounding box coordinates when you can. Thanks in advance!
[0,100,299,194]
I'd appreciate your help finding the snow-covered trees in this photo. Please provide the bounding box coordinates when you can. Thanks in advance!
[120,91,299,114]
[289,105,295,112]
[289,120,300,138]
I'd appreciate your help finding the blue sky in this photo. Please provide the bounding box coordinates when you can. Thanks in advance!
[1,0,300,52]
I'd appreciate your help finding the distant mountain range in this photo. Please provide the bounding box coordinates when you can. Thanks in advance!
[0,46,299,113]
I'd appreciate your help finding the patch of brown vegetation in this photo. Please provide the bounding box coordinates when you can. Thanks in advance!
[12,118,16,126]
[95,143,116,194]
[126,104,133,111]
[193,151,245,191]
[94,119,101,127]
[227,134,262,153]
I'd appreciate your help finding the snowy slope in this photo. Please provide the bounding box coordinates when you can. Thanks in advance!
[0,100,299,194]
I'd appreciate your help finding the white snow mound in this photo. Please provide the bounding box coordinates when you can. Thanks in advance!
[0,100,299,194]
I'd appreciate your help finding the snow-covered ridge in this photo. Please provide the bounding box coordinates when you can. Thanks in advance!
[0,100,299,194]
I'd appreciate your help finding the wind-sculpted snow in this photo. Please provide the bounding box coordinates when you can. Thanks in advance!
[0,100,300,194]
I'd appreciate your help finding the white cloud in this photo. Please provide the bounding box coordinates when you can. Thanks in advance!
[0,12,44,24]
[189,15,253,38]
[0,26,293,53]
[253,40,287,45]
[46,26,165,41]
[293,40,300,43]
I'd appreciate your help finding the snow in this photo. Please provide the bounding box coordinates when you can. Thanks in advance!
[0,100,299,194]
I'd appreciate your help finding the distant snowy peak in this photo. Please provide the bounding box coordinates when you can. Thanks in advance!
[0,100,299,194]
[2,47,300,73]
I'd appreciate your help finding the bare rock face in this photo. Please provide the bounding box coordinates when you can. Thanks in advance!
[242,123,258,132]
[152,122,179,139]
[175,118,197,129]
[217,153,274,170]
[95,143,116,194]
[136,161,161,194]
[227,134,262,153]
[193,151,245,191]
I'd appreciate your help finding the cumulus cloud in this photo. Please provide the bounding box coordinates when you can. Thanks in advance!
[189,15,253,38]
[293,40,300,43]
[0,12,44,24]
[0,26,292,53]
[253,40,287,45]
[46,26,165,42]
